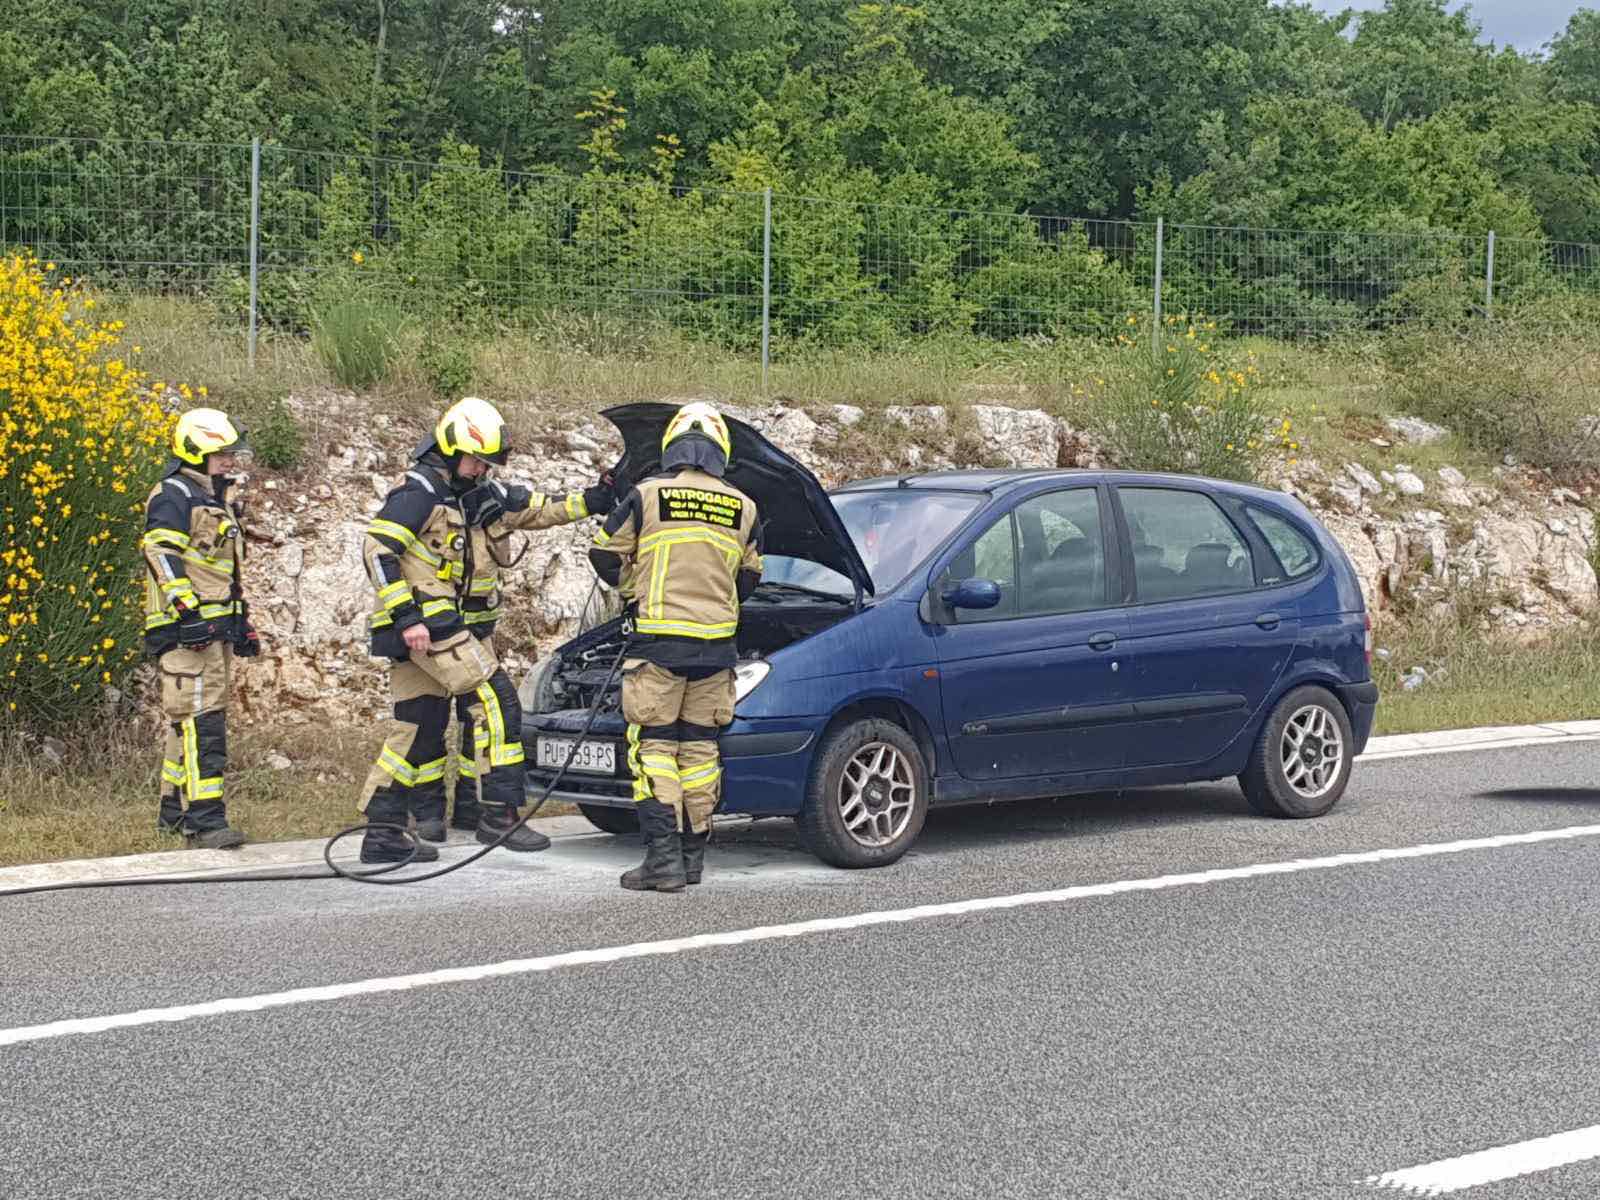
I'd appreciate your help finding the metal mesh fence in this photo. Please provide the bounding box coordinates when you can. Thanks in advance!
[4,134,1600,362]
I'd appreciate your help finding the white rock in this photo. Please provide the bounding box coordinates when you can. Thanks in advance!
[1437,466,1467,487]
[563,431,602,454]
[767,408,822,457]
[1385,416,1449,445]
[1440,486,1474,509]
[1345,463,1382,493]
[883,405,949,431]
[279,544,304,579]
[1329,480,1364,512]
[1380,470,1396,485]
[371,473,391,500]
[831,405,864,427]
[1549,519,1569,536]
[1394,470,1425,495]
[970,406,1060,469]
[265,752,293,770]
[263,480,279,492]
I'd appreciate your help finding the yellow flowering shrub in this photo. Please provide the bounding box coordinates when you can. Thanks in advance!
[0,253,175,728]
[1091,312,1274,483]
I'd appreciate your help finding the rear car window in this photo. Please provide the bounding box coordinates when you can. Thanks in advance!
[1245,506,1319,581]
[1119,487,1255,602]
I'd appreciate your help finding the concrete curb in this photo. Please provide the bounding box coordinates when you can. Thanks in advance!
[0,814,603,893]
[6,721,1600,893]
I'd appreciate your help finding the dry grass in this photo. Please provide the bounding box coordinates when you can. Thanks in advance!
[1372,608,1600,735]
[0,717,377,867]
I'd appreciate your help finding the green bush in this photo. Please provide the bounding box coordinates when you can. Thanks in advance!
[252,394,304,470]
[310,298,405,390]
[417,333,476,399]
[1382,323,1600,474]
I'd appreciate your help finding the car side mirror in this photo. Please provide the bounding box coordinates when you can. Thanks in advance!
[941,577,1002,610]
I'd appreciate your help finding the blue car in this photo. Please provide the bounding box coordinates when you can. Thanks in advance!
[522,403,1378,868]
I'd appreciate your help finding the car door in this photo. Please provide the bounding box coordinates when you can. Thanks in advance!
[930,486,1131,781]
[1113,485,1298,768]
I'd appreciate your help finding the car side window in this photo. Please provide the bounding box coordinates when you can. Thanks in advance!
[950,514,1018,623]
[1014,489,1106,616]
[1119,487,1255,603]
[1245,505,1319,582]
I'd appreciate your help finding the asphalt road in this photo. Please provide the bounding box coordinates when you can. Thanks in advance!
[5,743,1600,1199]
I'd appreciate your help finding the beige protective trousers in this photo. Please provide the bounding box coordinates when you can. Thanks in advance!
[358,630,526,816]
[621,660,735,834]
[156,642,232,831]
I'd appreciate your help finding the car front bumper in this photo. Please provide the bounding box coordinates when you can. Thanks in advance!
[521,710,817,815]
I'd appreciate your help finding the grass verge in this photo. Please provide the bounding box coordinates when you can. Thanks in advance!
[1372,613,1600,735]
[0,718,577,868]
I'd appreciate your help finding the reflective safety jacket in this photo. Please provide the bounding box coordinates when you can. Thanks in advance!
[141,462,245,655]
[589,468,762,669]
[363,456,592,657]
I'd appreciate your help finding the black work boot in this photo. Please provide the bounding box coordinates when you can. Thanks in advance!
[476,805,551,852]
[183,800,246,849]
[157,793,184,835]
[413,792,447,843]
[681,828,708,885]
[622,833,688,892]
[449,790,480,832]
[361,791,440,864]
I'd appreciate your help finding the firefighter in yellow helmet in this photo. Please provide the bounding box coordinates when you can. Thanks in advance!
[142,408,259,849]
[356,396,616,863]
[588,402,763,891]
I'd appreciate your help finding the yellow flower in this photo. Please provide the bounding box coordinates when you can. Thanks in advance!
[352,251,366,265]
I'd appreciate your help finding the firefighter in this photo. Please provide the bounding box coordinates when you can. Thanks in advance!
[588,402,763,892]
[357,396,614,864]
[142,408,260,849]
[443,451,621,833]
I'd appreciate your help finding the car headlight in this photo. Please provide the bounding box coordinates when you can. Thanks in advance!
[733,660,771,703]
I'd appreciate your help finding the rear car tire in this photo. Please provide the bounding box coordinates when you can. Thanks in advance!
[577,803,639,835]
[797,719,928,868]
[1239,684,1354,819]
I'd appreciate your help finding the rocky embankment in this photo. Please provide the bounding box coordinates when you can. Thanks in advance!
[228,394,1596,722]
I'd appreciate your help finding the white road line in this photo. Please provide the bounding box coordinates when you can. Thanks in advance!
[1364,1124,1600,1195]
[5,822,1600,1049]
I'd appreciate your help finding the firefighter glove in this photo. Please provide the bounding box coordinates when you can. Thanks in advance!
[584,479,617,516]
[236,622,262,658]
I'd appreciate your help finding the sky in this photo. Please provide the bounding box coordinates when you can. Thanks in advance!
[1303,0,1587,53]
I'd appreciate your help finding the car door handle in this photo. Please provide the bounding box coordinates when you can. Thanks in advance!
[1087,631,1118,651]
[1254,612,1282,629]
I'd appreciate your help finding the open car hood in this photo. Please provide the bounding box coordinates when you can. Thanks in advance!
[601,403,874,598]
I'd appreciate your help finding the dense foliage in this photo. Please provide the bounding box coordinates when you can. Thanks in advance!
[2,0,1598,344]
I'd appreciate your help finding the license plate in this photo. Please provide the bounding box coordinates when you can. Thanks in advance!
[536,736,616,775]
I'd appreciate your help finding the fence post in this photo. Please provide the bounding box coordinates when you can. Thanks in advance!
[761,187,772,394]
[1484,230,1495,322]
[248,136,261,371]
[1152,216,1165,361]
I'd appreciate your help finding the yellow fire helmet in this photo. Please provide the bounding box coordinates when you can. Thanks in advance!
[662,401,732,459]
[172,407,245,466]
[435,396,510,465]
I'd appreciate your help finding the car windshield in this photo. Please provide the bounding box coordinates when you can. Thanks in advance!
[761,490,983,597]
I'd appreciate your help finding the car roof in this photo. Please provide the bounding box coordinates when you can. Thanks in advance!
[832,468,1299,506]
